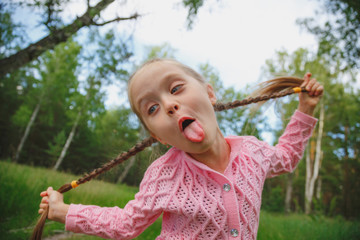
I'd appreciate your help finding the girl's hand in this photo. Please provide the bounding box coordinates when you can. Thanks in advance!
[297,72,324,116]
[39,187,69,224]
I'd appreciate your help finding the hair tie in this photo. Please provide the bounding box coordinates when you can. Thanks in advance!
[71,180,79,189]
[293,87,302,93]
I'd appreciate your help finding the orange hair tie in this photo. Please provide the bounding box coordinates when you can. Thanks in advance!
[293,87,302,93]
[71,180,79,189]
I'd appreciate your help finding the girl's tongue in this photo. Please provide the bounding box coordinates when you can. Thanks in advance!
[183,120,205,142]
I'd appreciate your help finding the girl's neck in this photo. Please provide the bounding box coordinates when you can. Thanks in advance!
[188,131,230,174]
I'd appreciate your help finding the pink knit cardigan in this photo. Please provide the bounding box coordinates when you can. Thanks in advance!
[65,110,317,239]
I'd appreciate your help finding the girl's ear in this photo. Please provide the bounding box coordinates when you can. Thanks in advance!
[206,84,217,105]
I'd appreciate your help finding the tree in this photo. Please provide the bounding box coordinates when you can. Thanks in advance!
[0,6,29,158]
[54,29,132,170]
[304,101,324,214]
[324,79,360,218]
[263,46,360,217]
[0,0,139,78]
[297,0,360,69]
[0,0,215,78]
[93,107,140,184]
[199,63,265,138]
[263,48,332,214]
[13,39,81,163]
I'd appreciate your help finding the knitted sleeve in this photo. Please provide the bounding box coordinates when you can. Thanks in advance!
[65,153,175,239]
[264,110,317,178]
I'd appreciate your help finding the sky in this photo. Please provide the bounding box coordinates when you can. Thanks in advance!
[103,0,320,106]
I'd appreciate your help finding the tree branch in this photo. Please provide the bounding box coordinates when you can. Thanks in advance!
[0,0,138,79]
[92,13,140,26]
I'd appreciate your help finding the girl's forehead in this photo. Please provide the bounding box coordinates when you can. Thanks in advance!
[136,61,183,79]
[130,62,185,89]
[129,61,181,102]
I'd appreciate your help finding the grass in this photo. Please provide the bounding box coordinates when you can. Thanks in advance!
[0,160,160,239]
[258,212,359,240]
[1,160,359,239]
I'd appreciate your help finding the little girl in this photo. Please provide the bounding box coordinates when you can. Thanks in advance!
[38,59,323,239]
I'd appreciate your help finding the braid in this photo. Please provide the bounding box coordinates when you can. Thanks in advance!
[32,76,306,240]
[214,77,306,111]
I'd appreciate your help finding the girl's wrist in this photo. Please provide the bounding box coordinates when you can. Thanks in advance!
[53,203,70,224]
[297,105,315,116]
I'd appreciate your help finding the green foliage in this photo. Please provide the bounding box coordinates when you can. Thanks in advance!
[263,46,360,219]
[182,0,204,29]
[262,185,285,212]
[0,5,26,57]
[86,29,132,82]
[92,107,144,185]
[199,63,265,138]
[12,39,82,165]
[0,7,31,158]
[45,130,66,165]
[144,42,176,61]
[11,104,32,127]
[297,0,360,69]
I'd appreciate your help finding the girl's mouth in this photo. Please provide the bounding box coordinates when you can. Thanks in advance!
[182,119,195,131]
[179,117,205,142]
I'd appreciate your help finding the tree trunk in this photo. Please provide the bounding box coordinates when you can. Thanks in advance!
[305,102,324,214]
[117,156,136,184]
[53,76,98,170]
[13,102,41,162]
[316,176,322,200]
[0,0,138,78]
[53,110,82,170]
[305,146,312,214]
[343,125,351,218]
[285,172,294,214]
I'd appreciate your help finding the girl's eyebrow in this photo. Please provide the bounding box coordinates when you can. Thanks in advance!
[135,73,184,108]
[137,90,154,111]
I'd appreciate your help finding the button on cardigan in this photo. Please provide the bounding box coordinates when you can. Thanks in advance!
[65,110,317,239]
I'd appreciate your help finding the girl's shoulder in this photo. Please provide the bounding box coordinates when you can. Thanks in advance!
[142,147,184,180]
[226,135,272,157]
[226,135,265,148]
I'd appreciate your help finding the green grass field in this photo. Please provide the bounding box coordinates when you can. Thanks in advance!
[1,161,359,240]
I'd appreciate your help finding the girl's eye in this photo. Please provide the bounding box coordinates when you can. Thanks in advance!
[148,105,158,115]
[171,85,182,94]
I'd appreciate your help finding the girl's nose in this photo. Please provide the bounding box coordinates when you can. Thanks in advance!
[167,104,179,115]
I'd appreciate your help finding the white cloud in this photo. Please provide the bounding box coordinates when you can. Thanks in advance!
[121,0,319,93]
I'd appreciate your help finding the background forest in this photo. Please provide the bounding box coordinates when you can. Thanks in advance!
[0,0,359,239]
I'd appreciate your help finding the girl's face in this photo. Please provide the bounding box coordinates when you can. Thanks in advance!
[129,61,222,154]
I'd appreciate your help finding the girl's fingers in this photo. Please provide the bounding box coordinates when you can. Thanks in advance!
[309,80,324,96]
[40,186,53,197]
[40,203,48,209]
[41,197,49,204]
[301,72,311,88]
[310,82,320,94]
[305,78,317,92]
[40,191,48,197]
[315,84,324,96]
